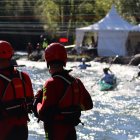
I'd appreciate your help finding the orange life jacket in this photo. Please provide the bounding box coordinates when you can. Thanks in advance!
[49,75,83,126]
[36,73,93,126]
[53,75,81,108]
[0,70,33,118]
[53,74,93,111]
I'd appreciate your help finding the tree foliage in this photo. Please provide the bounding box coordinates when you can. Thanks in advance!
[119,0,140,23]
[0,0,36,21]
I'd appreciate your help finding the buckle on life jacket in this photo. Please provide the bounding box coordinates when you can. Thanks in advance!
[0,98,31,119]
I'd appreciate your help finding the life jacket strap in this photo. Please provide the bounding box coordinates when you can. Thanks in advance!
[6,102,32,110]
[0,74,11,82]
[53,75,71,84]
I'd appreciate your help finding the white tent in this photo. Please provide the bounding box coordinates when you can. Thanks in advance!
[131,24,140,31]
[126,24,140,55]
[75,5,134,56]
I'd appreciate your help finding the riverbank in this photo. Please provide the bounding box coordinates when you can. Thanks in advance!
[14,51,140,66]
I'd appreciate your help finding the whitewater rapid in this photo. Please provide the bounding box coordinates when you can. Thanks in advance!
[17,59,140,140]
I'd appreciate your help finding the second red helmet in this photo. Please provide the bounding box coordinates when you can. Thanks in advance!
[0,40,14,59]
[45,43,67,66]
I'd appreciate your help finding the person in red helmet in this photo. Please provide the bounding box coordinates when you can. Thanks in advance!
[0,40,34,140]
[33,42,93,140]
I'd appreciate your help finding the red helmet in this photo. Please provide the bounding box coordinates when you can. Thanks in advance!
[0,40,14,59]
[45,43,67,66]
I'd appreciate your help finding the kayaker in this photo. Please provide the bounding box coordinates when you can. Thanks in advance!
[78,58,91,69]
[0,40,34,140]
[33,42,93,140]
[101,68,115,85]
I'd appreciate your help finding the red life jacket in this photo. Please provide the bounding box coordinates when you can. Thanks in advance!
[53,75,81,108]
[0,70,33,118]
[36,73,93,126]
[53,74,93,111]
[51,75,92,126]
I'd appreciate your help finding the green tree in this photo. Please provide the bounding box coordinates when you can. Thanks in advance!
[119,0,140,24]
[0,0,36,21]
[35,0,96,43]
[34,0,59,36]
[0,0,40,50]
[94,0,115,20]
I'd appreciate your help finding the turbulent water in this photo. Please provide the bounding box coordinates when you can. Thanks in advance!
[17,59,140,140]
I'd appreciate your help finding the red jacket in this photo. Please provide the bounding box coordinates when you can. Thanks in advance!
[36,70,93,139]
[0,67,34,140]
[37,72,93,115]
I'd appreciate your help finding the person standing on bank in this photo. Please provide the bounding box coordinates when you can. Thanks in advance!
[33,43,93,140]
[26,42,33,60]
[0,40,34,140]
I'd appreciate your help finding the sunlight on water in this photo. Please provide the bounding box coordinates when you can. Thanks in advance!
[17,60,140,140]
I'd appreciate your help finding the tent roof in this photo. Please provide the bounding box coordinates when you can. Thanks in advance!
[76,5,133,31]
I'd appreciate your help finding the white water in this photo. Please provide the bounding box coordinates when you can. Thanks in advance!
[17,58,140,140]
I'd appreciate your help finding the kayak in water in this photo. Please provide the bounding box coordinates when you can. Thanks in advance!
[98,68,117,91]
[98,76,117,91]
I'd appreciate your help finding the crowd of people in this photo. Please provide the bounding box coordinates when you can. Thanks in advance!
[0,40,93,140]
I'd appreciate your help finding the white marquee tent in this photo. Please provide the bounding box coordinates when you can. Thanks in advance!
[75,5,134,56]
[132,24,140,31]
[126,24,140,55]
